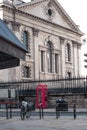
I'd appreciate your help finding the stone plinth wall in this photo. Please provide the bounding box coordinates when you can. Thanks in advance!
[48,95,87,108]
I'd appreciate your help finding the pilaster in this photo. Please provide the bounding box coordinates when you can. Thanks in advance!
[60,36,65,77]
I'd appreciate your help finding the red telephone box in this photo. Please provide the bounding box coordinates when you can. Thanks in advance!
[36,84,48,108]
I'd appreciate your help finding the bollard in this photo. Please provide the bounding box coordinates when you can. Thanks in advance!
[56,110,60,119]
[42,107,44,118]
[74,109,76,119]
[39,108,41,119]
[56,110,58,119]
[73,104,76,119]
[39,107,44,119]
[10,104,12,118]
[6,104,8,119]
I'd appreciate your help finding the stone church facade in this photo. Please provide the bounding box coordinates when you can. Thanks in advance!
[0,0,83,81]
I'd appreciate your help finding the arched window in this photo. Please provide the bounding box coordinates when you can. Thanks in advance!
[67,72,71,78]
[23,66,31,78]
[47,41,53,73]
[66,43,71,62]
[23,31,28,48]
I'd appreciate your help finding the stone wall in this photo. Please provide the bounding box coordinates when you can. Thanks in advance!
[48,95,87,108]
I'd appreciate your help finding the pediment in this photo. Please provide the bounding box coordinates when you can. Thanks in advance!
[17,0,82,33]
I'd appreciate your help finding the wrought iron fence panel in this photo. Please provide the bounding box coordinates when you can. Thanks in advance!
[0,76,87,97]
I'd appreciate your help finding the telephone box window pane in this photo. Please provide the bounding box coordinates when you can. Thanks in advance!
[38,90,42,103]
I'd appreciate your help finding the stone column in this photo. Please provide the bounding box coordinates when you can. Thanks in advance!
[60,36,65,77]
[77,44,81,76]
[73,41,79,76]
[32,28,39,80]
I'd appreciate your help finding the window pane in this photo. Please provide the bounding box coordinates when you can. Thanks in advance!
[23,31,28,47]
[50,51,52,73]
[67,72,71,78]
[41,51,44,72]
[47,41,53,73]
[55,54,58,73]
[23,66,30,78]
[67,44,71,62]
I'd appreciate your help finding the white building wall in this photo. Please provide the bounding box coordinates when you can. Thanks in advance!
[81,36,87,76]
[0,1,82,81]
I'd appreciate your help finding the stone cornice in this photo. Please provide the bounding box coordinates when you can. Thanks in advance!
[59,36,82,46]
[16,0,83,35]
[16,0,47,8]
[59,36,65,42]
[17,10,83,36]
[51,0,82,34]
[72,40,82,46]
[1,4,83,36]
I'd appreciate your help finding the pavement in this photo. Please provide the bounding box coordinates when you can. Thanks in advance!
[0,108,87,130]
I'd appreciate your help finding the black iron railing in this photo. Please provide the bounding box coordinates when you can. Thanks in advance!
[0,76,87,96]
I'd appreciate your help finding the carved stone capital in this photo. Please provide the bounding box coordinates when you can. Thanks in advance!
[11,21,21,31]
[32,28,39,37]
[59,36,65,44]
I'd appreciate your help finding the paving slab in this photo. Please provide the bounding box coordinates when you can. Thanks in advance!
[0,115,87,130]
